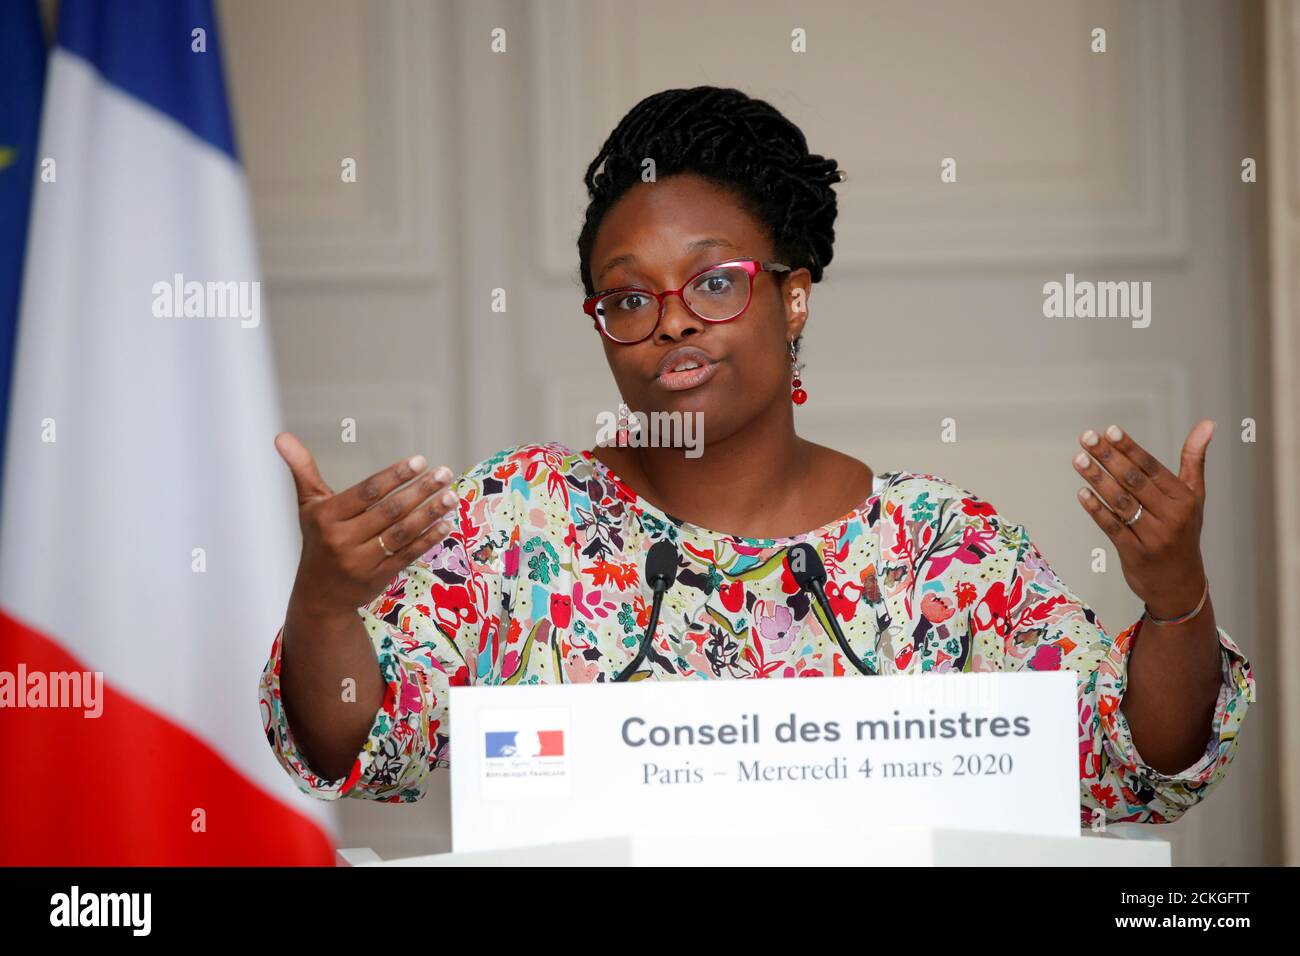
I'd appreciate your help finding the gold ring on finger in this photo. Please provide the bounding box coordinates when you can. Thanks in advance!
[378,533,396,557]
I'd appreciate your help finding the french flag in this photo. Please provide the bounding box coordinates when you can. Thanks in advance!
[485,731,567,758]
[0,1,335,864]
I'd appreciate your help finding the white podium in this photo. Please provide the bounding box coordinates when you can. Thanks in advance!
[337,825,1171,867]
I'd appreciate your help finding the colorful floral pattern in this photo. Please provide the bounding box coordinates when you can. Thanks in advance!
[259,441,1254,824]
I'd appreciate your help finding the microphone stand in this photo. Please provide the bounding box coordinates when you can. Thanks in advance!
[614,540,678,682]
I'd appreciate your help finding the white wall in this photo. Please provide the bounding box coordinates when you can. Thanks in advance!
[220,0,1279,864]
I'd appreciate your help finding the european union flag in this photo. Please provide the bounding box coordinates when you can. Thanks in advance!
[0,0,46,490]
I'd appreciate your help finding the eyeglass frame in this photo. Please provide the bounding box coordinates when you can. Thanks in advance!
[583,257,792,345]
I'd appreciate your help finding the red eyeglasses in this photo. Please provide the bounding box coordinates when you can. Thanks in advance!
[583,258,791,345]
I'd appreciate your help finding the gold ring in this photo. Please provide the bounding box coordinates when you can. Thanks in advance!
[378,534,395,557]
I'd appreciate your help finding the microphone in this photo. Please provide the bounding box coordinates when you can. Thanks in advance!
[787,542,877,676]
[613,539,680,682]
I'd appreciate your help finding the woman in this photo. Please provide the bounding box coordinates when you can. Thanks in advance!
[259,86,1253,826]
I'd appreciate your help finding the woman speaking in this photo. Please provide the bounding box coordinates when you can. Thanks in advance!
[258,86,1253,826]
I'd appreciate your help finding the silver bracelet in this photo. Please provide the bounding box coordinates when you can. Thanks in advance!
[1142,577,1209,627]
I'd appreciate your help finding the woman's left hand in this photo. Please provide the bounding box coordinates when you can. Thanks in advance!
[1072,420,1214,619]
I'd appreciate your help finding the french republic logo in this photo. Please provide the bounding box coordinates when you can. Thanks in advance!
[485,730,565,758]
[479,709,572,799]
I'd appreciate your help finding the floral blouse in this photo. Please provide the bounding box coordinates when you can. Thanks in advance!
[259,441,1254,825]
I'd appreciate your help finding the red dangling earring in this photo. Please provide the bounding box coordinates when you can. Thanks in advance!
[616,400,631,446]
[789,339,807,405]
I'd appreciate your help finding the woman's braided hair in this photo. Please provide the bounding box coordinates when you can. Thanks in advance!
[577,86,843,304]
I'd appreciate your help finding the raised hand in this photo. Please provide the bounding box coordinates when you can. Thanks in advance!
[274,432,459,619]
[1072,420,1213,620]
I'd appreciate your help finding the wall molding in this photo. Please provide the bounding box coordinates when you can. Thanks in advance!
[529,0,1188,279]
[247,0,444,285]
[1267,0,1300,866]
[279,382,439,485]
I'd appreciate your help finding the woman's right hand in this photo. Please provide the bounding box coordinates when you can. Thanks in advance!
[274,432,460,620]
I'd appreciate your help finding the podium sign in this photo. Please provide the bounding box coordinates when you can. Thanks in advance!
[449,672,1078,853]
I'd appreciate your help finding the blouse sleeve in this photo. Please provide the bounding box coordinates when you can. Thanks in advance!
[975,517,1255,826]
[258,461,512,803]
